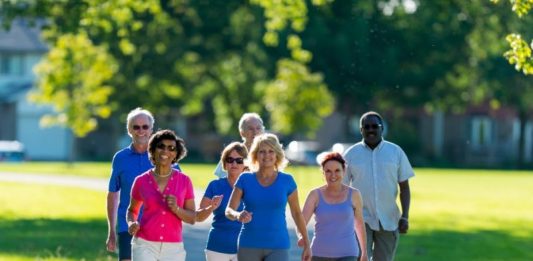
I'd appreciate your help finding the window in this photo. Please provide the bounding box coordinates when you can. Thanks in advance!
[0,54,24,76]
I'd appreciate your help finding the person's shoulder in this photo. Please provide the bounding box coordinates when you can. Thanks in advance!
[382,140,406,152]
[343,142,363,156]
[134,170,151,181]
[112,146,132,159]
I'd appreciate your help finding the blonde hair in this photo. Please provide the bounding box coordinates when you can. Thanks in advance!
[248,133,288,171]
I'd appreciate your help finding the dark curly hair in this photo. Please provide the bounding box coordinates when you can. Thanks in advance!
[148,129,187,164]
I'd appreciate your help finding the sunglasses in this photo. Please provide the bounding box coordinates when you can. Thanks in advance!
[363,124,382,130]
[225,157,244,164]
[132,124,150,130]
[156,143,177,152]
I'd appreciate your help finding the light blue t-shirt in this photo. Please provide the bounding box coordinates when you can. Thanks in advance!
[235,171,297,249]
[204,178,243,254]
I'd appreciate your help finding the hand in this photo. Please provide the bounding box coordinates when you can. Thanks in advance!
[165,194,178,212]
[106,233,116,252]
[360,253,369,261]
[297,237,304,248]
[237,210,253,223]
[210,195,223,210]
[301,245,311,261]
[398,217,409,234]
[128,221,140,236]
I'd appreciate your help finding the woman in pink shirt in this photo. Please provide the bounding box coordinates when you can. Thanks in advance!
[127,129,196,261]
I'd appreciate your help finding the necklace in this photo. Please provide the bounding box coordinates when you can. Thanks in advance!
[154,168,172,178]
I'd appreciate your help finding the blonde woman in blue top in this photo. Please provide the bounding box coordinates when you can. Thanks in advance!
[300,152,367,261]
[196,142,248,261]
[226,133,311,261]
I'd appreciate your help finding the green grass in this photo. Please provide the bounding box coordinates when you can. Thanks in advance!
[1,162,533,260]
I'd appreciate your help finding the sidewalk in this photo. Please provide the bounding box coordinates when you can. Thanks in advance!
[0,172,310,261]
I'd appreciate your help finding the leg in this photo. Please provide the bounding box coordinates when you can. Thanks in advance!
[372,228,398,261]
[238,247,265,261]
[205,249,238,261]
[131,237,158,261]
[264,249,289,261]
[365,224,375,261]
[117,232,133,261]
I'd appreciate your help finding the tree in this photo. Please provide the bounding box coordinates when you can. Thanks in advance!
[1,0,334,137]
[492,0,533,75]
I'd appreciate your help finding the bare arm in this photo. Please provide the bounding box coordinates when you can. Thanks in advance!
[288,190,311,261]
[398,180,411,234]
[195,195,223,222]
[106,191,119,252]
[225,187,252,223]
[126,197,142,236]
[300,189,318,227]
[167,195,196,225]
[352,188,367,261]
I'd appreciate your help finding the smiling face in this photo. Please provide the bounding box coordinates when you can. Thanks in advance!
[128,114,153,146]
[153,139,177,167]
[322,160,345,185]
[360,115,383,149]
[256,143,277,169]
[240,118,265,147]
[224,150,247,177]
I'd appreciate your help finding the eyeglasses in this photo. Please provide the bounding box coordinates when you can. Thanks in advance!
[156,143,177,152]
[132,124,150,130]
[363,124,382,130]
[225,157,244,164]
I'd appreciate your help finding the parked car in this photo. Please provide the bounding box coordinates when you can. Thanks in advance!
[0,140,25,162]
[330,142,354,154]
[285,141,322,165]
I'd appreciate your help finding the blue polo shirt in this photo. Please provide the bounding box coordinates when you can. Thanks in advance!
[204,178,243,253]
[108,144,153,233]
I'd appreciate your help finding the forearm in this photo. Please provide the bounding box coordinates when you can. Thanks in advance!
[172,206,196,224]
[399,183,411,218]
[106,192,118,234]
[355,221,367,257]
[195,205,214,222]
[225,207,241,221]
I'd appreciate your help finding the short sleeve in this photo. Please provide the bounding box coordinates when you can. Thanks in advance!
[398,148,415,182]
[131,176,143,201]
[182,175,195,200]
[108,154,121,192]
[286,174,297,195]
[235,173,249,191]
[203,180,216,199]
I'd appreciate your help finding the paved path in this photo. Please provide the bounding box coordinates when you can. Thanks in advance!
[0,172,311,261]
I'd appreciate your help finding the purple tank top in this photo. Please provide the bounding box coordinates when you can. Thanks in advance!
[311,188,360,258]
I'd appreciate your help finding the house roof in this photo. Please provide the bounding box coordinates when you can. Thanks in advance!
[0,19,48,52]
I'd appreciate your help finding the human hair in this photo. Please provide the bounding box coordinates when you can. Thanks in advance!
[238,112,264,132]
[319,152,346,171]
[359,111,383,127]
[248,133,288,171]
[148,129,187,164]
[126,107,154,131]
[220,142,248,171]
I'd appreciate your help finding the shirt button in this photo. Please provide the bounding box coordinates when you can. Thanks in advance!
[160,236,164,240]
[161,224,165,228]
[162,211,166,215]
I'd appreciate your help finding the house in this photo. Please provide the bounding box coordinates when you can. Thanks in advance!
[0,19,73,161]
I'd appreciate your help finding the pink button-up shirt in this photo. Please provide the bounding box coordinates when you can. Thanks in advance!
[131,169,195,242]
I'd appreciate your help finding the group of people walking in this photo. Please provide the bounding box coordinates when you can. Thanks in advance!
[105,108,414,261]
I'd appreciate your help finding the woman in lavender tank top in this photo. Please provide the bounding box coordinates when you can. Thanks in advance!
[299,152,368,261]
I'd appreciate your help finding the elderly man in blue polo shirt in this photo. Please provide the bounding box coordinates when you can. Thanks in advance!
[105,107,155,261]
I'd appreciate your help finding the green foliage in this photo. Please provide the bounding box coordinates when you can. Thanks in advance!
[30,32,117,137]
[1,0,334,137]
[265,59,334,137]
[492,0,533,75]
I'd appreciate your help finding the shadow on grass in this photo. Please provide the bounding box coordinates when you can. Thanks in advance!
[0,218,113,260]
[397,229,533,261]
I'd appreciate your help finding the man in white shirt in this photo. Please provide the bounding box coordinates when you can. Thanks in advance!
[214,112,265,178]
[343,111,413,261]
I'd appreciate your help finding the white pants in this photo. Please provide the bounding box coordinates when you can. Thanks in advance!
[205,249,238,261]
[131,237,186,261]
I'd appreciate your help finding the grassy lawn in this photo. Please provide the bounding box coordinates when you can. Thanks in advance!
[1,162,533,260]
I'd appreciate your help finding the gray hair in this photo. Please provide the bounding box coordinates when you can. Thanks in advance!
[238,112,264,132]
[126,107,155,131]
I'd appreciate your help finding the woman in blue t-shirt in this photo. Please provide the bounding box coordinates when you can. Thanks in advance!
[226,133,311,261]
[196,142,248,261]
